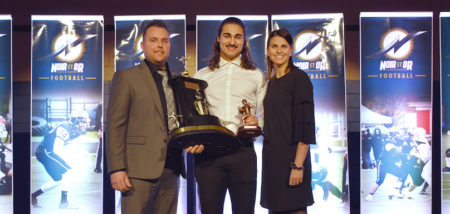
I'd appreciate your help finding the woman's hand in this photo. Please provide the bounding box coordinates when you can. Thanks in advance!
[289,169,304,186]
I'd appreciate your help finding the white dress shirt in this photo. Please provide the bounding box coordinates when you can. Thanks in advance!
[194,57,267,134]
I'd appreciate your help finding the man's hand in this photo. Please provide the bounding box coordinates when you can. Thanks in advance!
[110,171,132,192]
[289,169,304,186]
[97,129,103,138]
[243,115,258,126]
[185,144,205,154]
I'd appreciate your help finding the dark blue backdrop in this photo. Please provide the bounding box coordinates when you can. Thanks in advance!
[361,15,432,109]
[0,18,11,118]
[32,17,103,101]
[441,15,450,133]
[115,16,186,74]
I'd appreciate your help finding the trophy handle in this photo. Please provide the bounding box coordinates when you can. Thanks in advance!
[168,112,181,129]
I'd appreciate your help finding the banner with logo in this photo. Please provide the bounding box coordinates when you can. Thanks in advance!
[441,12,450,214]
[114,15,186,214]
[0,14,12,214]
[272,13,348,213]
[360,12,432,214]
[31,15,103,213]
[196,15,267,213]
[115,15,186,74]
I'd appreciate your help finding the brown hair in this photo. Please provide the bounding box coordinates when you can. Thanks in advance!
[266,28,295,80]
[208,17,257,71]
[143,20,169,39]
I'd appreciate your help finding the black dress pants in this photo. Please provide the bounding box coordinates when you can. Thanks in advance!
[195,143,257,214]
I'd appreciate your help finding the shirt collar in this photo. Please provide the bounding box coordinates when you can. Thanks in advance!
[219,56,241,68]
[144,59,170,74]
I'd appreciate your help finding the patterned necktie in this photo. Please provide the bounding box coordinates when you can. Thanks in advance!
[157,70,178,132]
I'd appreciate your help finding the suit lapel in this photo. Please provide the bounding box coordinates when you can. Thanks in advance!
[137,62,165,121]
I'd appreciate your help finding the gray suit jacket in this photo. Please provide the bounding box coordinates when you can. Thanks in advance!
[107,62,170,179]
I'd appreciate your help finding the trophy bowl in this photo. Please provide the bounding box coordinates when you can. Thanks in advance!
[168,75,239,153]
[169,123,239,154]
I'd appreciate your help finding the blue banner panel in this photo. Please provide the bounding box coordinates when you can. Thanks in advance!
[360,12,432,214]
[115,15,186,74]
[441,12,450,214]
[196,15,268,213]
[0,14,12,214]
[272,13,348,213]
[31,15,103,213]
[114,15,186,214]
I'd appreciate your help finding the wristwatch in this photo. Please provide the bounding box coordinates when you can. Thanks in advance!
[290,163,303,170]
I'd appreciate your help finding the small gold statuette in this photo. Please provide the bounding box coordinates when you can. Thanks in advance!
[239,99,254,122]
[194,89,210,115]
[177,56,189,77]
[237,99,262,138]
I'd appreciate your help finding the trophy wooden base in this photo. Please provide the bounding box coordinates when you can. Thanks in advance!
[237,126,262,138]
[168,125,239,154]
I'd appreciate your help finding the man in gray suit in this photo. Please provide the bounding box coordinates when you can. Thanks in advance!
[107,20,203,214]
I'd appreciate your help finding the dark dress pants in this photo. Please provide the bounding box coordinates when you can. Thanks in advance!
[195,144,257,214]
[121,168,179,214]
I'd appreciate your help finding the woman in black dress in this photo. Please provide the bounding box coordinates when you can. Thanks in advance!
[261,28,315,214]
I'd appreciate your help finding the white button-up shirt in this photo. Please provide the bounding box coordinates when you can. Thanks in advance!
[194,57,267,134]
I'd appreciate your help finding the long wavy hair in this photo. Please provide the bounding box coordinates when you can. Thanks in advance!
[266,28,295,81]
[208,17,257,71]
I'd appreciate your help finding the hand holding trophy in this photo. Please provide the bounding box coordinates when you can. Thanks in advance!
[237,99,262,138]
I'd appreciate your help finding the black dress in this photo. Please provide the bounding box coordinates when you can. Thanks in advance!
[260,67,315,211]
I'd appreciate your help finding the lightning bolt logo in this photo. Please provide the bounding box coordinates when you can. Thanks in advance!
[38,34,96,61]
[294,37,322,57]
[246,34,262,41]
[367,28,426,59]
[293,30,326,61]
[117,33,180,61]
[0,34,5,38]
